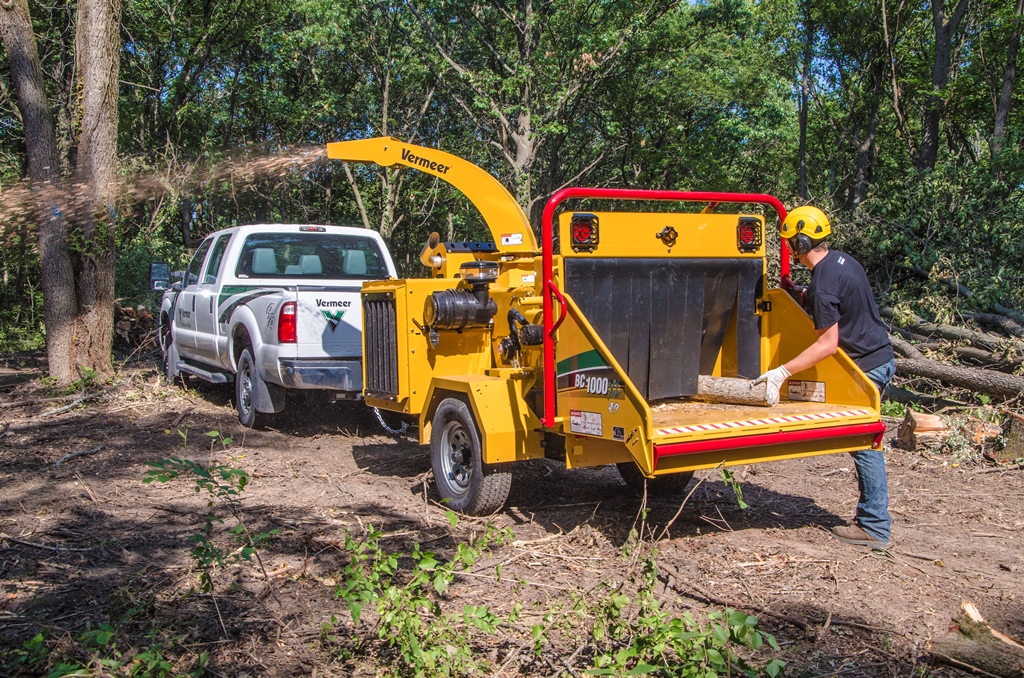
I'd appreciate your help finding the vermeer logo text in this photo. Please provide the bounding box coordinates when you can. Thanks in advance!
[401,148,451,174]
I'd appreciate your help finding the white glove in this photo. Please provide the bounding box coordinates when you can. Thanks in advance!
[753,365,791,406]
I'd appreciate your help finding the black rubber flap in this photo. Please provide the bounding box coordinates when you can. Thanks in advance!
[564,258,762,400]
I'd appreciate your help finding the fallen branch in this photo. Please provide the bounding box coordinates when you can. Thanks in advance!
[961,312,1024,340]
[0,532,94,552]
[54,445,105,469]
[40,385,118,417]
[928,600,1024,677]
[890,335,925,360]
[0,394,75,409]
[882,308,1011,353]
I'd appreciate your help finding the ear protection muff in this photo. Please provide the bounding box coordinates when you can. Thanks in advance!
[789,224,815,256]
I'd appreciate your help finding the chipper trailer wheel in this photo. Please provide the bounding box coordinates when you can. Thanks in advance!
[616,463,695,497]
[430,397,511,515]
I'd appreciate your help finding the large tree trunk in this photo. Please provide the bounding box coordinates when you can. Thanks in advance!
[850,61,884,211]
[895,358,1024,398]
[0,0,78,384]
[72,0,123,379]
[918,0,970,172]
[993,0,1024,161]
[798,4,813,200]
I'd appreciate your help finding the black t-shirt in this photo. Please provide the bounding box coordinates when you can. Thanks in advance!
[806,250,894,372]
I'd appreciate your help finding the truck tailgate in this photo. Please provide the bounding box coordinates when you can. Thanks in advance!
[296,286,362,357]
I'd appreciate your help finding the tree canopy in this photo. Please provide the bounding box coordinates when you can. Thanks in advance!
[0,0,1022,370]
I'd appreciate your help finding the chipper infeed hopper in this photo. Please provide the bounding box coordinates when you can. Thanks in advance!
[327,137,886,515]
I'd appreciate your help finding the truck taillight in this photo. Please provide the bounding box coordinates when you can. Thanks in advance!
[737,217,762,253]
[278,302,297,343]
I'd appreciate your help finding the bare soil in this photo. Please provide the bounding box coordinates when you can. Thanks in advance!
[1,358,1022,677]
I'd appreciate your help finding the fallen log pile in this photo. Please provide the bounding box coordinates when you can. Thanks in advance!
[881,307,1024,403]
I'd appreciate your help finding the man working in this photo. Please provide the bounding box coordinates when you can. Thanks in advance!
[754,206,896,549]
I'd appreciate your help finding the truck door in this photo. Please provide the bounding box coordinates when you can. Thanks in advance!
[194,234,233,366]
[174,236,214,360]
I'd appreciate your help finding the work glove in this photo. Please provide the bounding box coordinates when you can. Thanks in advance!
[753,365,791,406]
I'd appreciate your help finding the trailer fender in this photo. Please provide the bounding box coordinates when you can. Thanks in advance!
[420,376,543,464]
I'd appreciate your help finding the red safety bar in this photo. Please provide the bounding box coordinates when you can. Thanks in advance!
[540,188,789,428]
[653,421,887,468]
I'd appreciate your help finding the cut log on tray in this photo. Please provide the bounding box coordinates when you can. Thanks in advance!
[895,358,1024,399]
[897,409,950,450]
[696,376,769,406]
[929,600,1024,677]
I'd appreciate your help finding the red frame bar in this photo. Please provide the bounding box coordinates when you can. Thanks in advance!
[653,421,887,467]
[540,188,789,427]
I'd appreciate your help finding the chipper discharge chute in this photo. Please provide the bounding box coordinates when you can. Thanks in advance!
[326,137,886,515]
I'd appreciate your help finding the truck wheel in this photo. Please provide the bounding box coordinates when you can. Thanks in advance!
[617,463,695,497]
[430,398,511,516]
[235,348,259,428]
[160,324,188,387]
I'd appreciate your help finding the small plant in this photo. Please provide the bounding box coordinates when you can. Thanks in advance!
[332,514,513,676]
[880,400,905,418]
[720,468,749,509]
[144,431,278,592]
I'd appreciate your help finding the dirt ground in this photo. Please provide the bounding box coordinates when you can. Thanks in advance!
[1,357,1022,677]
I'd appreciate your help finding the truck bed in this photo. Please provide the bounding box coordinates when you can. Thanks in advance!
[650,399,874,442]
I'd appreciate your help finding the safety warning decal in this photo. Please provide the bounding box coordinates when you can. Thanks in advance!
[788,380,826,402]
[570,410,603,437]
[655,408,871,437]
[501,233,524,246]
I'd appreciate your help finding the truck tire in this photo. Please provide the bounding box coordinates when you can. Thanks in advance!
[430,397,511,516]
[160,323,188,387]
[235,347,260,428]
[616,463,694,497]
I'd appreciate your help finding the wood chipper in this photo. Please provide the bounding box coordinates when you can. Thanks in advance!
[327,137,886,515]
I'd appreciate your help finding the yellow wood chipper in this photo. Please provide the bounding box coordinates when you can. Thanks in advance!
[327,137,886,515]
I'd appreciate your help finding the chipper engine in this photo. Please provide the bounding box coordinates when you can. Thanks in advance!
[327,138,886,515]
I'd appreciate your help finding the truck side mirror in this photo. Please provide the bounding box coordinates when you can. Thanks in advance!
[149,262,171,291]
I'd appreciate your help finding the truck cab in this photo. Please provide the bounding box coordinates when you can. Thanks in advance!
[155,223,397,426]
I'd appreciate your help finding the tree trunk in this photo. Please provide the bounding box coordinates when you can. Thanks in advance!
[929,601,1024,678]
[0,0,78,384]
[798,4,813,200]
[71,0,122,379]
[851,61,884,211]
[918,0,970,172]
[895,358,1024,398]
[993,0,1024,161]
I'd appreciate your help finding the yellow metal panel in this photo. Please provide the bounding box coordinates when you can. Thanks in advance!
[558,211,765,258]
[420,375,544,463]
[554,291,653,473]
[762,288,879,410]
[564,434,636,469]
[327,137,537,252]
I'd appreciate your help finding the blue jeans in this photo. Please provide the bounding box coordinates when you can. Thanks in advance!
[851,358,896,542]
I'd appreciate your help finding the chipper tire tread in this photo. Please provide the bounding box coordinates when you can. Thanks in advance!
[430,397,511,516]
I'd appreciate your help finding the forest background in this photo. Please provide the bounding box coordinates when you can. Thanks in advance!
[0,0,1021,384]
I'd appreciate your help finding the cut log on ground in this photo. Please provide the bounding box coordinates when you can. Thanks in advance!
[916,343,1021,371]
[929,600,1024,677]
[696,376,769,406]
[881,308,1012,352]
[961,312,1024,340]
[890,335,925,360]
[896,409,950,450]
[885,386,966,409]
[895,358,1024,399]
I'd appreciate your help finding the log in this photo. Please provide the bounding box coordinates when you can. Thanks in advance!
[885,386,966,409]
[929,600,1024,677]
[890,335,925,360]
[696,376,769,407]
[961,312,1024,340]
[916,342,1020,370]
[895,358,1024,399]
[897,409,950,451]
[881,308,1011,352]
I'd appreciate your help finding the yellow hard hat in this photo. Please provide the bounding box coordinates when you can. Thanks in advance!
[781,205,831,240]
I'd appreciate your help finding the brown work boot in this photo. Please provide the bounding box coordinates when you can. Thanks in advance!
[831,524,889,550]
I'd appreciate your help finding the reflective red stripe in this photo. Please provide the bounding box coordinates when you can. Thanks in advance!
[653,421,887,467]
[540,188,789,428]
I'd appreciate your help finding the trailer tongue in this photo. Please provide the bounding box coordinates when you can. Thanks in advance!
[328,137,885,515]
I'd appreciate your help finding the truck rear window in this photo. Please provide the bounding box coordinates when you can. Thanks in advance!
[234,232,388,280]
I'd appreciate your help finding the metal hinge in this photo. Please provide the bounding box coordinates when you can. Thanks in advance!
[757,300,772,312]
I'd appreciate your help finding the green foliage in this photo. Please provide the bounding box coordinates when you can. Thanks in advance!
[331,519,513,676]
[880,400,905,418]
[719,468,749,510]
[143,433,278,592]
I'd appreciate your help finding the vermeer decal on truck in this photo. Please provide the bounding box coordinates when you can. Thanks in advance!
[322,310,345,332]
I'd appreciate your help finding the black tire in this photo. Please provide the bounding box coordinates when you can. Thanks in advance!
[616,462,695,497]
[430,398,511,515]
[235,347,259,428]
[160,322,188,387]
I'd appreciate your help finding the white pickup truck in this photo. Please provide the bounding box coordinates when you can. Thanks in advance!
[150,224,397,426]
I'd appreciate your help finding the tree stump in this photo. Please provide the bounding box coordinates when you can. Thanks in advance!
[896,409,950,450]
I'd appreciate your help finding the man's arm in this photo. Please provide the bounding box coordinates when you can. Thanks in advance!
[785,323,839,375]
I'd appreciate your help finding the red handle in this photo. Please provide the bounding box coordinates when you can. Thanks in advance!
[546,281,567,335]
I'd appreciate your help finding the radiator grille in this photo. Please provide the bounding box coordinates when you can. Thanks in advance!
[363,294,399,397]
